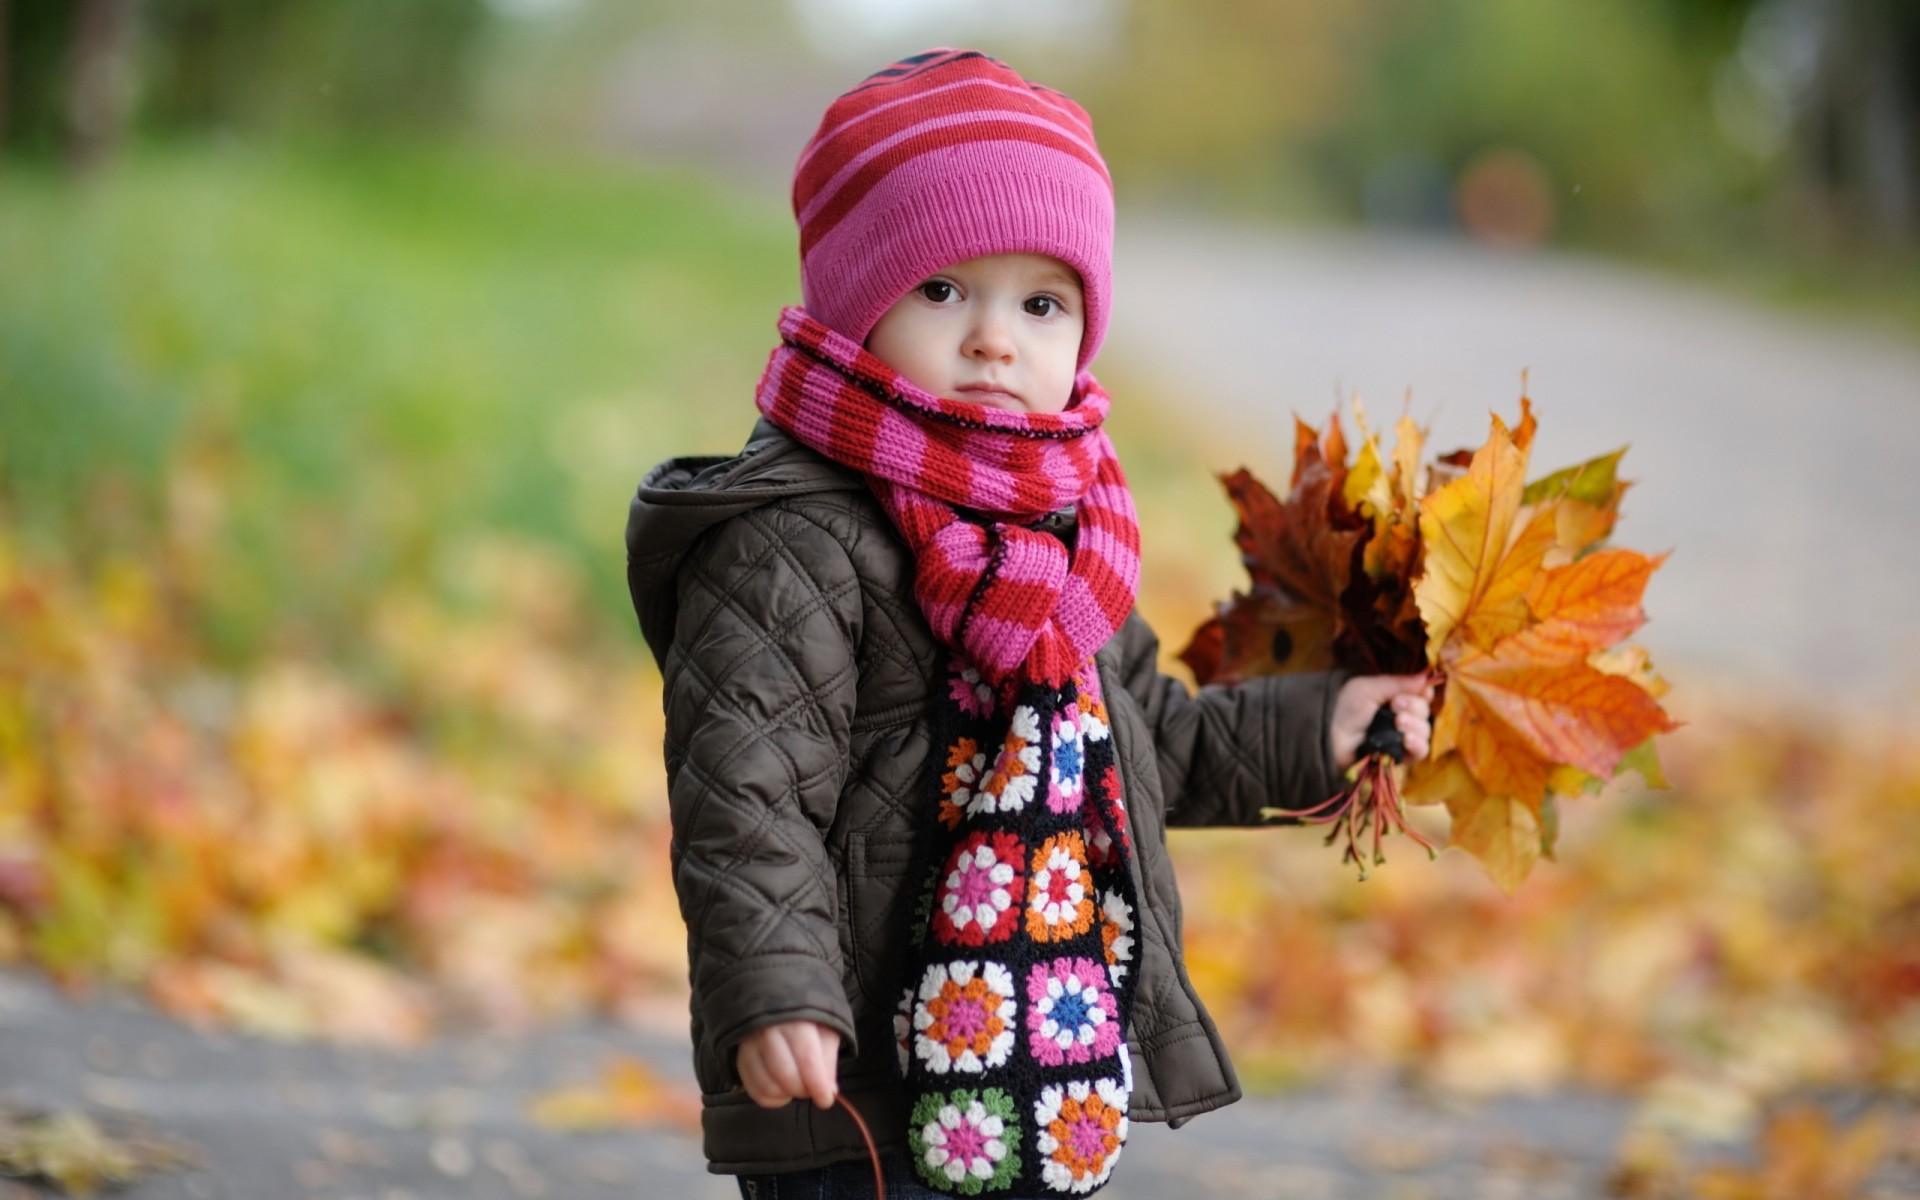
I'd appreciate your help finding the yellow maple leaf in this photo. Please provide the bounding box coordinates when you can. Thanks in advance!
[1414,413,1533,661]
[1445,789,1539,896]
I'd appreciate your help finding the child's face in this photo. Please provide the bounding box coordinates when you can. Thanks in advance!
[865,253,1085,415]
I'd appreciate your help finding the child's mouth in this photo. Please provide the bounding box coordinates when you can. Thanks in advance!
[956,385,1022,409]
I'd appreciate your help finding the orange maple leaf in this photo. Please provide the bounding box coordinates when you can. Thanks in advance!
[1437,635,1679,804]
[1413,408,1676,888]
[1509,548,1668,662]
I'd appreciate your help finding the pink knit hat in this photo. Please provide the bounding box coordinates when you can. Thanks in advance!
[792,49,1115,368]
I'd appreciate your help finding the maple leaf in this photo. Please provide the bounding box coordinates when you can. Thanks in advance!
[1341,427,1427,667]
[1413,412,1535,659]
[1407,407,1676,886]
[1343,430,1384,516]
[1389,413,1428,509]
[1258,434,1364,615]
[1191,396,1674,890]
[1180,586,1338,684]
[1294,412,1352,514]
[1514,548,1668,661]
[1615,738,1669,789]
[1179,457,1361,684]
[1470,501,1563,649]
[1406,749,1553,895]
[1447,791,1540,896]
[1402,750,1478,809]
[1593,642,1672,700]
[1436,635,1679,804]
[1524,447,1629,562]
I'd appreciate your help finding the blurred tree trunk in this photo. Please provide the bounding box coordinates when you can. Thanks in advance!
[1796,0,1919,245]
[0,0,10,154]
[67,0,141,172]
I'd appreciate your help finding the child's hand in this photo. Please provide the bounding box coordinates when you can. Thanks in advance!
[735,1020,841,1109]
[1331,674,1434,770]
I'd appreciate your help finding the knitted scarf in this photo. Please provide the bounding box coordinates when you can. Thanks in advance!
[757,308,1144,1196]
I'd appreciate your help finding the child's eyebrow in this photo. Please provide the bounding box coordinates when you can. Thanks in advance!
[1030,267,1082,291]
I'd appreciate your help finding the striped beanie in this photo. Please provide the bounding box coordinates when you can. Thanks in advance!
[793,49,1115,368]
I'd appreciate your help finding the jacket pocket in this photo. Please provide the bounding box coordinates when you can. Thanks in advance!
[844,828,923,1010]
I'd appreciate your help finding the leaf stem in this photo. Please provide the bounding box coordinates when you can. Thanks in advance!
[1278,752,1437,879]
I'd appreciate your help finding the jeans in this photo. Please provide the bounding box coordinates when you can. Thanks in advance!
[735,1151,1047,1199]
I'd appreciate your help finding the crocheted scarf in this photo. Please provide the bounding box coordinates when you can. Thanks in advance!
[756,308,1144,1196]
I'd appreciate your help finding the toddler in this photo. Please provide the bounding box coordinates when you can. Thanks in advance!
[625,49,1431,1200]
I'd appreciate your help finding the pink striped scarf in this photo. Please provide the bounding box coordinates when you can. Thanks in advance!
[756,307,1140,690]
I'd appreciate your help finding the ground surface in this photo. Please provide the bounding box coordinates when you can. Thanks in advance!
[10,967,1912,1200]
[1111,220,1920,704]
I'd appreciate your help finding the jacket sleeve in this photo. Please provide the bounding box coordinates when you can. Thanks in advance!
[1110,611,1348,828]
[660,501,863,1076]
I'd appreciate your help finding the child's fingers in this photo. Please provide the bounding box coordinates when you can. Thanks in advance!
[1386,672,1431,698]
[1395,709,1432,760]
[736,1037,788,1108]
[1358,674,1430,713]
[736,1023,840,1110]
[756,1028,805,1105]
[1381,686,1433,760]
[1334,674,1438,770]
[791,1024,841,1109]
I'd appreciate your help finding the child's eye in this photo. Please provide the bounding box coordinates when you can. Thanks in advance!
[1024,295,1063,317]
[918,280,956,303]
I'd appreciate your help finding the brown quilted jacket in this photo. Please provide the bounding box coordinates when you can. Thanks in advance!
[625,420,1346,1175]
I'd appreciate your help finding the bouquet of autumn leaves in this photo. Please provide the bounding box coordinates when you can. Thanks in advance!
[1181,399,1677,892]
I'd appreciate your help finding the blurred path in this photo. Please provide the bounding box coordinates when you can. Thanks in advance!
[1112,219,1920,702]
[4,970,1915,1198]
[0,968,729,1200]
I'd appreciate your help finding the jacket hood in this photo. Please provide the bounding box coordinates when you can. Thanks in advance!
[625,419,866,667]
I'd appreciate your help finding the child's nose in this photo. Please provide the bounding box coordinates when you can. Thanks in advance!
[963,309,1016,361]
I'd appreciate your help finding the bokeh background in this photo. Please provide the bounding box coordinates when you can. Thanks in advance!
[3,0,1919,1195]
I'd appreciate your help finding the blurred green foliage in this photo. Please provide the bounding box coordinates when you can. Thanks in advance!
[6,0,1913,254]
[143,0,488,134]
[0,142,793,661]
[1329,0,1739,245]
[1082,0,1767,250]
[3,0,490,155]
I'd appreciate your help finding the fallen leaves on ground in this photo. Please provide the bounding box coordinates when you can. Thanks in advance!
[1689,1104,1891,1200]
[0,1105,197,1197]
[526,1055,701,1133]
[1609,1105,1895,1200]
[0,488,686,1043]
